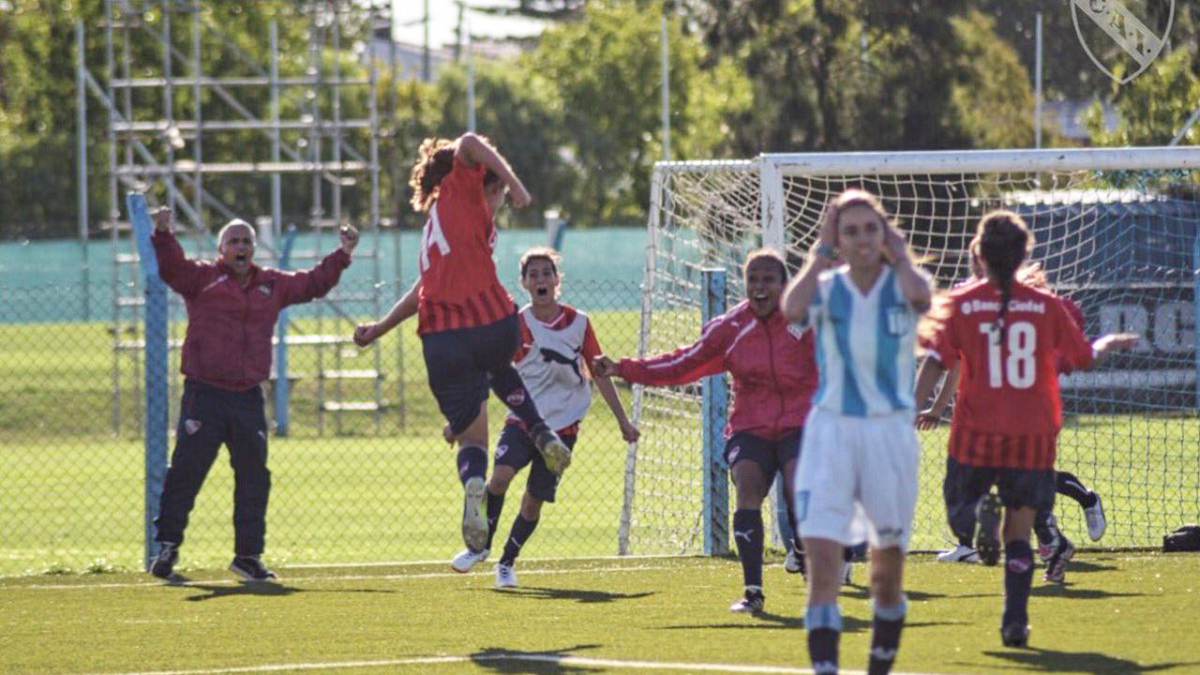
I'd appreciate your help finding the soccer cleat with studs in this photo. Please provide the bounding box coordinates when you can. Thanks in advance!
[784,548,806,576]
[1043,535,1075,583]
[229,555,277,582]
[531,425,572,476]
[451,547,489,573]
[974,492,1003,567]
[1084,492,1107,541]
[461,476,489,552]
[936,543,980,563]
[729,588,765,613]
[495,562,518,588]
[150,542,179,580]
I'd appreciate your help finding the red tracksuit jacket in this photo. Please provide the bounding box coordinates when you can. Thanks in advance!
[152,230,351,391]
[617,301,818,440]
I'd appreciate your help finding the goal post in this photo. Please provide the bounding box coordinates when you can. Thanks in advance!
[621,146,1200,556]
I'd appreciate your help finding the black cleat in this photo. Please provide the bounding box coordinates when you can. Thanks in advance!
[975,492,1003,566]
[1001,623,1029,647]
[150,542,179,580]
[229,555,277,582]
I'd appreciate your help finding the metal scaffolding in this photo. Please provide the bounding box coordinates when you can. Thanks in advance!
[77,0,391,437]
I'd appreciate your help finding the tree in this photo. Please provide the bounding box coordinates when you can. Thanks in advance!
[526,0,749,224]
[688,0,1035,153]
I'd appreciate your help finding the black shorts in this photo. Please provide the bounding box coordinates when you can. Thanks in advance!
[494,423,578,503]
[421,312,519,435]
[723,429,802,480]
[943,456,1056,527]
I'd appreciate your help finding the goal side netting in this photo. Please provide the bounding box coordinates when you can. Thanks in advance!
[620,147,1200,555]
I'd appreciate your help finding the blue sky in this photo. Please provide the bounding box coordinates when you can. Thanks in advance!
[391,0,546,48]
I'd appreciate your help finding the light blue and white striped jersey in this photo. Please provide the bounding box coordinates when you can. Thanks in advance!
[806,265,920,418]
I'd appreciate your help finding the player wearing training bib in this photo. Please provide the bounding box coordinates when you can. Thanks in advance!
[782,190,931,675]
[915,210,1137,649]
[449,247,639,587]
[354,134,572,566]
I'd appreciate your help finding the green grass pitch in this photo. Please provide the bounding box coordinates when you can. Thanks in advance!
[1,553,1198,674]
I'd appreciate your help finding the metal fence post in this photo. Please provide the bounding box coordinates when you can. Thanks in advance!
[127,193,168,570]
[274,226,298,436]
[701,268,729,555]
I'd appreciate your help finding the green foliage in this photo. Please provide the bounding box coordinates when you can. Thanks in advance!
[691,0,1034,153]
[527,1,749,224]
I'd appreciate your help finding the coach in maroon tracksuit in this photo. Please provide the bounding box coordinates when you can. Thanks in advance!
[147,207,358,582]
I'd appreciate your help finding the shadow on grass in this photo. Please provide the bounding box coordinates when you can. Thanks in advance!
[470,644,605,673]
[1030,583,1145,600]
[661,613,967,634]
[176,580,397,602]
[982,646,1200,673]
[842,586,946,602]
[495,586,655,604]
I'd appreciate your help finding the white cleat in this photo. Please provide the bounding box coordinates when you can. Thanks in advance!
[461,477,488,552]
[1085,493,1107,542]
[936,544,981,563]
[495,562,518,588]
[532,426,572,476]
[450,547,489,573]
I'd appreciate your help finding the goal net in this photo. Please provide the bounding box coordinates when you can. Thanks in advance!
[621,147,1200,556]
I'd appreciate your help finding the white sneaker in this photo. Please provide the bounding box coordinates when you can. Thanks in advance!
[450,547,489,573]
[1085,493,1107,541]
[461,476,488,552]
[495,562,518,588]
[840,561,853,585]
[936,544,981,563]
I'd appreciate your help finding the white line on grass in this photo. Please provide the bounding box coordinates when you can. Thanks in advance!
[87,653,949,675]
[6,562,688,591]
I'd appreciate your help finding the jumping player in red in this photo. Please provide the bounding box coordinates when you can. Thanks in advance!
[354,133,571,565]
[594,248,818,614]
[915,210,1137,647]
[451,247,640,586]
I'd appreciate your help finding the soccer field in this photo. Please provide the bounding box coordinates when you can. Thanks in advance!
[2,553,1198,674]
[2,313,1200,574]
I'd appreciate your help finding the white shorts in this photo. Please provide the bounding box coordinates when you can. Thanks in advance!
[792,407,919,551]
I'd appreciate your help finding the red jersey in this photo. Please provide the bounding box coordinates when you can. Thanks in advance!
[152,229,351,391]
[617,301,818,440]
[921,279,1093,468]
[416,156,515,334]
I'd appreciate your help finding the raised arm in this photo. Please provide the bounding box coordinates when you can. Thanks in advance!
[593,314,731,387]
[455,133,532,208]
[354,278,421,347]
[783,204,839,324]
[149,207,206,297]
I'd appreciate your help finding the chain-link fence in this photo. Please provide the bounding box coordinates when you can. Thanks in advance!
[1,278,646,575]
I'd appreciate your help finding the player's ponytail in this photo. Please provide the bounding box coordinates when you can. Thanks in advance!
[408,137,455,212]
[974,210,1032,338]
